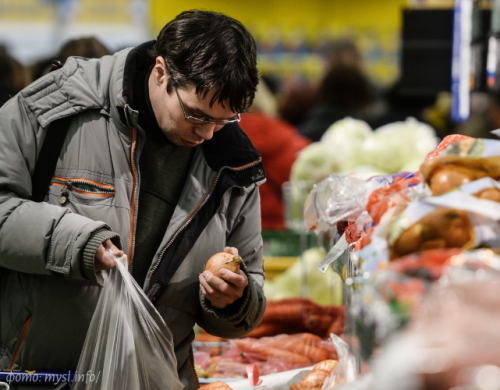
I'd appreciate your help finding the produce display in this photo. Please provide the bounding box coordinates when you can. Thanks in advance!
[291,117,438,193]
[194,298,343,382]
[300,133,500,389]
[245,298,344,339]
[196,334,357,390]
[197,126,500,390]
[290,360,339,390]
[201,381,234,390]
[263,248,343,306]
[194,332,338,380]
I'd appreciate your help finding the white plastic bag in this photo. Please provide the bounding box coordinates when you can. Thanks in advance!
[304,173,389,232]
[71,255,183,390]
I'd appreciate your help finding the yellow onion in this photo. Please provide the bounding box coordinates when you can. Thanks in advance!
[204,252,242,277]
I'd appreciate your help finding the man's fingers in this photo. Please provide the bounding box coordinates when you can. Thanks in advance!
[201,271,229,293]
[202,270,244,298]
[219,269,248,288]
[103,239,124,257]
[200,283,208,296]
[223,246,238,256]
[199,273,215,294]
[199,273,232,309]
[202,271,235,294]
[94,242,118,272]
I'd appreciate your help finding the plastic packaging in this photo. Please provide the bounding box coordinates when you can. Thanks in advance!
[370,271,500,390]
[71,254,182,390]
[424,134,476,160]
[357,177,500,270]
[321,334,357,389]
[420,138,500,196]
[304,174,391,233]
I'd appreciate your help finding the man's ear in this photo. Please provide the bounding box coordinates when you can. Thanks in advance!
[153,56,167,85]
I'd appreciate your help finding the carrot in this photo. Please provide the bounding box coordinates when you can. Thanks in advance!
[262,347,312,366]
[262,300,309,323]
[283,340,329,363]
[209,356,224,365]
[297,369,330,389]
[312,359,339,373]
[236,340,312,366]
[245,323,300,338]
[288,333,323,347]
[254,334,298,347]
[304,314,335,336]
[200,381,233,389]
[326,315,345,337]
[211,361,249,377]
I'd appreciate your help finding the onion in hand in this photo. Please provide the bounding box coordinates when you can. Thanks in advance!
[204,252,242,278]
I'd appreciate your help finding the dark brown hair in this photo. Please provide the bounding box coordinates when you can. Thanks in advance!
[153,10,259,113]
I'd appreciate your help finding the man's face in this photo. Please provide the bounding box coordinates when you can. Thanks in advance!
[148,57,237,147]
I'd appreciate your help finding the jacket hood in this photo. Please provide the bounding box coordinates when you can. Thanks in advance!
[20,47,131,130]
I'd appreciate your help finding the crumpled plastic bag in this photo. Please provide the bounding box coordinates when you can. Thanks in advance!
[370,274,500,390]
[71,254,183,390]
[304,173,398,233]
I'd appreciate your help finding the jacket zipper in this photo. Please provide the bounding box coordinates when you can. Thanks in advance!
[9,315,33,370]
[145,158,262,292]
[188,350,200,389]
[51,176,115,205]
[128,127,139,270]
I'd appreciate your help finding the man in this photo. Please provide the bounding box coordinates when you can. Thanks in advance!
[0,10,266,390]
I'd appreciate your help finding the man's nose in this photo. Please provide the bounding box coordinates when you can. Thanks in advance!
[195,123,223,141]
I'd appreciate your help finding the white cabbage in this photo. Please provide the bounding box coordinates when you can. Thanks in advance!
[362,117,438,174]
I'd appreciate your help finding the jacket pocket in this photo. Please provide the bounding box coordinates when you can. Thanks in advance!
[50,176,115,205]
[8,314,32,370]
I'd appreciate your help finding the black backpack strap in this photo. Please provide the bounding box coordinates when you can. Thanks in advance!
[31,115,73,202]
[31,59,70,203]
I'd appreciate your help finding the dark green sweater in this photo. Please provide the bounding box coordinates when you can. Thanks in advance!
[132,65,194,287]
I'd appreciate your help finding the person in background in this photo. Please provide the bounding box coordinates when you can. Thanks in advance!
[30,36,111,81]
[298,63,377,142]
[452,90,500,139]
[240,78,311,230]
[277,80,318,127]
[324,37,362,70]
[277,37,368,129]
[0,46,28,107]
[0,10,266,389]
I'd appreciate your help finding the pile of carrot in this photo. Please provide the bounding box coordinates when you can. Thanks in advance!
[195,332,338,379]
[236,333,337,365]
[246,298,345,338]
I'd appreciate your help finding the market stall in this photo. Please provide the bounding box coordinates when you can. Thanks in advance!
[191,123,500,390]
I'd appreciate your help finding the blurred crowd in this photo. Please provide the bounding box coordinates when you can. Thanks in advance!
[3,35,500,232]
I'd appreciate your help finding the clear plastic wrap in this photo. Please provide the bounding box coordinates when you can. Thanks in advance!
[355,177,500,272]
[349,248,500,371]
[71,254,183,390]
[370,263,500,390]
[420,137,500,196]
[321,334,358,389]
[304,174,391,233]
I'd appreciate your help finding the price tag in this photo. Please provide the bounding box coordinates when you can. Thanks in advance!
[316,233,349,273]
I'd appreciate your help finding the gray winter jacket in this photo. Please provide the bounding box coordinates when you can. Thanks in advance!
[0,44,266,389]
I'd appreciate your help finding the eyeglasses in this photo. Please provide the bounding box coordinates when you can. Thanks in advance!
[172,82,241,126]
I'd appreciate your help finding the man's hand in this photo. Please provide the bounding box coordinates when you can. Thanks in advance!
[199,246,248,309]
[94,239,124,272]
